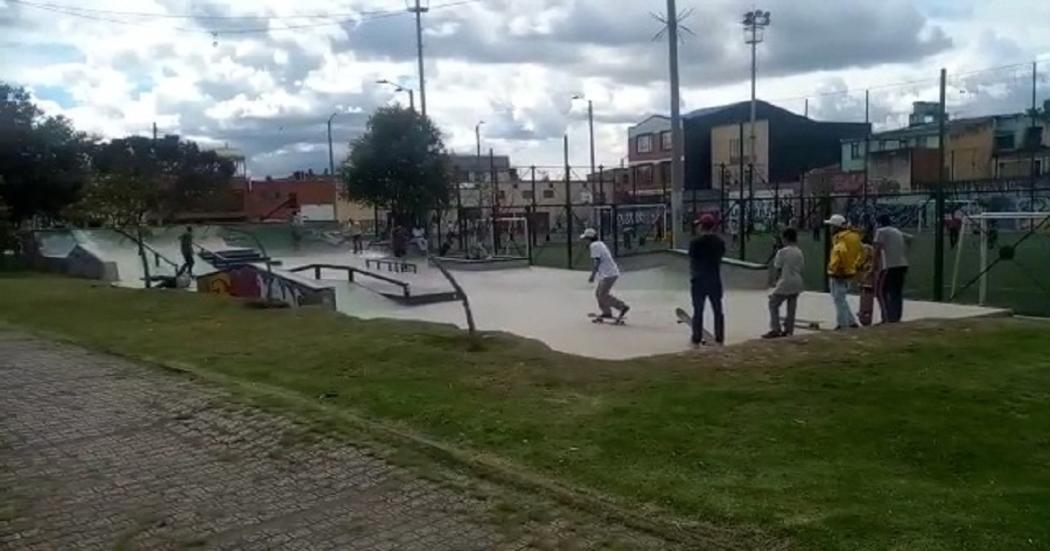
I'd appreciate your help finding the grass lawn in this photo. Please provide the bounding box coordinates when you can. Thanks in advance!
[2,274,1049,549]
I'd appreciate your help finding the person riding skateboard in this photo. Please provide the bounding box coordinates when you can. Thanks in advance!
[582,228,629,323]
[688,215,726,346]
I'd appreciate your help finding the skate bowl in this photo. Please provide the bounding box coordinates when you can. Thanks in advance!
[429,255,530,272]
[616,249,770,290]
[24,231,120,282]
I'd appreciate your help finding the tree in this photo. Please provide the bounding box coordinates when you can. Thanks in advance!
[84,135,235,224]
[0,83,92,222]
[343,107,451,225]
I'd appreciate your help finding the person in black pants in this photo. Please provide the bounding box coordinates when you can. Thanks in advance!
[874,214,912,323]
[688,214,726,346]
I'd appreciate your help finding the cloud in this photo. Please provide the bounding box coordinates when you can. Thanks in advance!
[0,0,1044,177]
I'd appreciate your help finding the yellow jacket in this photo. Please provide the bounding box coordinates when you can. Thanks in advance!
[827,228,863,279]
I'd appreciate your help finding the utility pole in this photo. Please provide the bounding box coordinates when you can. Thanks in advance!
[587,100,595,178]
[1031,61,1038,209]
[475,121,484,160]
[152,122,158,141]
[564,134,573,269]
[409,0,429,118]
[803,98,809,118]
[863,89,870,227]
[934,68,947,302]
[666,0,685,249]
[327,112,338,177]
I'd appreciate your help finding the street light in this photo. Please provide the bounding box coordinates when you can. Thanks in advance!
[571,94,596,178]
[376,79,416,112]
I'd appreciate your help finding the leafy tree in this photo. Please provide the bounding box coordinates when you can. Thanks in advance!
[343,106,451,225]
[0,83,92,222]
[72,135,235,227]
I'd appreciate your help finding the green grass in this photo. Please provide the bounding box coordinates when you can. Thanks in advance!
[2,275,1050,549]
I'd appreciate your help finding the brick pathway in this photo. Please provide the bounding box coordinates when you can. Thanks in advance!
[0,331,674,550]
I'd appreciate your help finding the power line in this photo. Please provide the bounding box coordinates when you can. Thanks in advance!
[7,0,482,35]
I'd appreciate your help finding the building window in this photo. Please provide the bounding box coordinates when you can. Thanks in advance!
[522,190,534,200]
[995,132,1015,150]
[850,143,861,159]
[899,140,908,150]
[636,134,653,154]
[636,165,653,187]
[542,189,555,199]
[660,131,672,151]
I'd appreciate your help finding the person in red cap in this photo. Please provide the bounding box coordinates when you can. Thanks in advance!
[688,214,726,345]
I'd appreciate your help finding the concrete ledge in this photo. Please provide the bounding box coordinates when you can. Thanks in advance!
[430,256,530,272]
[197,264,337,310]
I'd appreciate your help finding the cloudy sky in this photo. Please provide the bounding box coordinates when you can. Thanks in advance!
[2,0,1049,178]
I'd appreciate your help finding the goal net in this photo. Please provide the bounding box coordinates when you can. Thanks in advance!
[950,211,1050,307]
[492,216,531,259]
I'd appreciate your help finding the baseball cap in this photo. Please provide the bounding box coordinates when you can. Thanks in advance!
[694,214,716,228]
[824,214,847,228]
[580,228,598,239]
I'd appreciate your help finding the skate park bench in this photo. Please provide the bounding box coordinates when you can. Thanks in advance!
[365,257,418,274]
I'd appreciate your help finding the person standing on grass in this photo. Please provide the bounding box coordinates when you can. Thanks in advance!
[688,215,726,346]
[763,228,805,339]
[874,214,912,323]
[583,228,629,322]
[825,214,862,330]
[178,226,195,277]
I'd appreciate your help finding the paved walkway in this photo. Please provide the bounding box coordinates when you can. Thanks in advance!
[0,330,672,550]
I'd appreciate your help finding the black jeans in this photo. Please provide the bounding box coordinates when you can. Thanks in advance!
[880,267,908,323]
[690,278,725,344]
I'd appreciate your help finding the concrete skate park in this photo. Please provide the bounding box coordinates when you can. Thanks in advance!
[24,225,1007,360]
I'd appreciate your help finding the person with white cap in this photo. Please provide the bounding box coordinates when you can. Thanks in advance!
[582,228,630,322]
[825,214,863,330]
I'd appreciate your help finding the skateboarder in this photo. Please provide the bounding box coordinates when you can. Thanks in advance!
[688,215,725,346]
[825,214,862,330]
[763,228,805,339]
[178,226,195,277]
[582,228,629,322]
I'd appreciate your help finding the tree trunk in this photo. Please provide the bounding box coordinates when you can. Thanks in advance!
[429,255,478,342]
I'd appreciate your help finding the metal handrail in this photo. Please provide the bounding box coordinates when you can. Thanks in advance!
[289,263,411,297]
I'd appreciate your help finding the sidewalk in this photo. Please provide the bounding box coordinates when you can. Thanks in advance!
[0,330,672,550]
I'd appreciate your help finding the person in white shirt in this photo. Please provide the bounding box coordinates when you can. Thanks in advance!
[582,228,630,321]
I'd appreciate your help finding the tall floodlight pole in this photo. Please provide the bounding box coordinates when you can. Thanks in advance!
[666,0,685,249]
[408,0,429,118]
[743,9,771,204]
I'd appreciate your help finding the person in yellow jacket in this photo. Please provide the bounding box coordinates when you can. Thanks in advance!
[825,214,862,330]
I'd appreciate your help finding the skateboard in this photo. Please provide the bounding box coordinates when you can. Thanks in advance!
[588,313,626,326]
[792,318,824,332]
[674,308,720,346]
[858,285,876,327]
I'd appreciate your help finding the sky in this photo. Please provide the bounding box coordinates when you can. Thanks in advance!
[2,0,1049,179]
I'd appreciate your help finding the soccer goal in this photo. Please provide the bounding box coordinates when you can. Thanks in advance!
[951,211,1050,305]
[492,216,531,259]
[591,203,669,252]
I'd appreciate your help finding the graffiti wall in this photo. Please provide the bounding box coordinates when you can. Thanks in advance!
[197,265,336,310]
